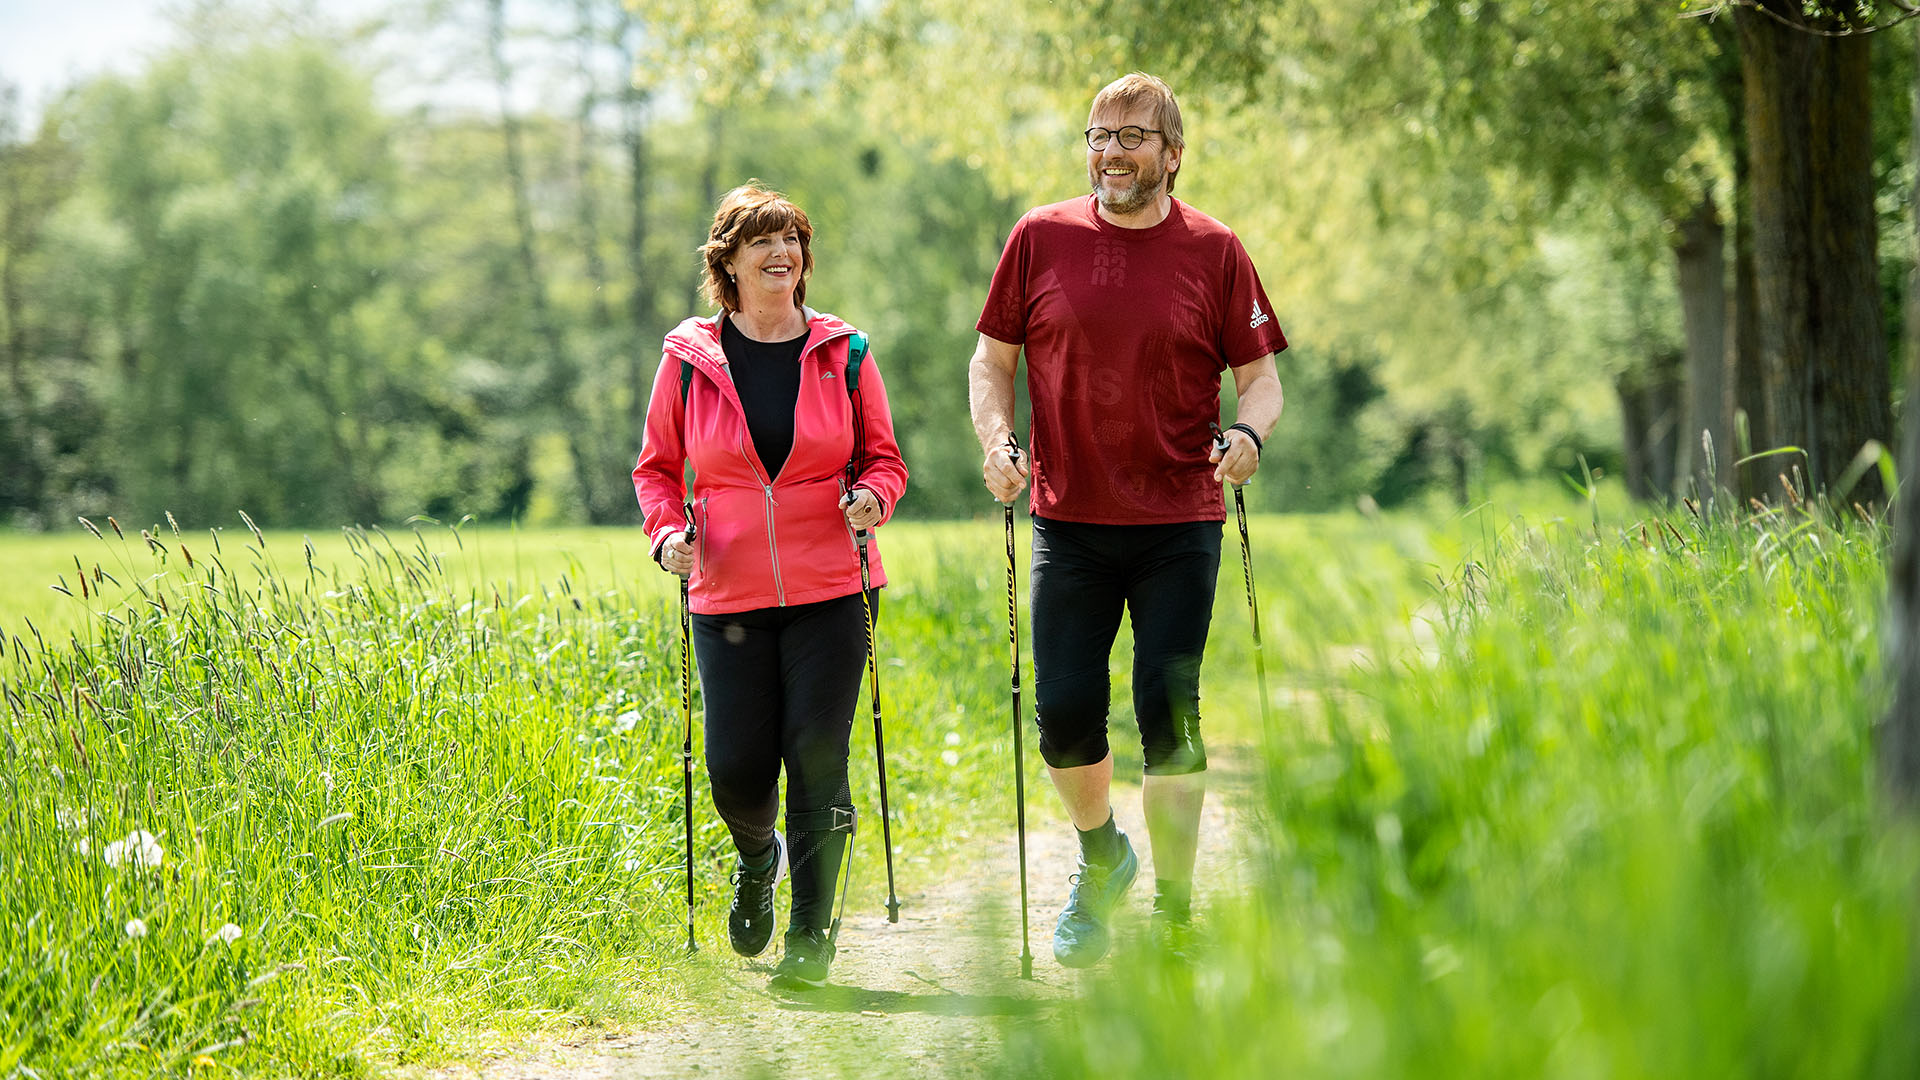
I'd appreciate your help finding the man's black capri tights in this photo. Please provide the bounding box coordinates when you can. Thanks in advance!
[1028,517,1221,776]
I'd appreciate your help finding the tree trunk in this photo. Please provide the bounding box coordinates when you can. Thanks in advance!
[488,0,605,522]
[620,13,657,452]
[1808,28,1891,506]
[1738,5,1890,505]
[1887,18,1920,810]
[1616,350,1683,502]
[573,0,610,330]
[684,104,725,319]
[1908,17,1920,394]
[1673,193,1728,498]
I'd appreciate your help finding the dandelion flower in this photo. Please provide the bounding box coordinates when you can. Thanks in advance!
[207,923,243,945]
[941,750,961,768]
[74,838,90,857]
[623,858,643,873]
[125,918,148,939]
[103,830,165,870]
[614,710,640,734]
[944,731,961,746]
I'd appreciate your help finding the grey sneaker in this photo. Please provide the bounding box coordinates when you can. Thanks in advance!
[1052,830,1138,968]
[770,926,835,990]
[727,832,785,958]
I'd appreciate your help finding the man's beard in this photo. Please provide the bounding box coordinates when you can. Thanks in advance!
[1091,159,1164,216]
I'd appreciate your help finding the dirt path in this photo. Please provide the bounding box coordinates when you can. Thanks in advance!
[422,756,1255,1080]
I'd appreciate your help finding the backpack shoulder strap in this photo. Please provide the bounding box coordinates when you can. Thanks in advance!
[680,358,695,404]
[845,331,868,395]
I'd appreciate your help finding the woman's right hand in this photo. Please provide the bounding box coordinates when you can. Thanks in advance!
[658,530,695,579]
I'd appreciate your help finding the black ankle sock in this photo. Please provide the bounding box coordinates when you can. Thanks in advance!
[740,841,777,873]
[1076,812,1122,866]
[1152,879,1191,922]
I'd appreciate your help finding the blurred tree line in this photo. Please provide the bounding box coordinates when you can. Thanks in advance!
[0,0,1913,528]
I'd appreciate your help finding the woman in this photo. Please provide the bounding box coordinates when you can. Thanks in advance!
[633,182,907,990]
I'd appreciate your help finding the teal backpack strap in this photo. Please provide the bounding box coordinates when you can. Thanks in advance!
[680,359,695,404]
[845,330,870,491]
[846,331,868,395]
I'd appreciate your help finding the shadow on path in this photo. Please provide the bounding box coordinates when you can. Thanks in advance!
[769,983,1057,1017]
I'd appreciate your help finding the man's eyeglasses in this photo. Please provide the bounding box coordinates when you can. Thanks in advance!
[1084,126,1161,151]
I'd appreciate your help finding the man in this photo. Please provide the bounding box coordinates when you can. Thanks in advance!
[968,72,1285,967]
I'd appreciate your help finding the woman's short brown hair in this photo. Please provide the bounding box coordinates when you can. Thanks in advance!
[1088,73,1185,193]
[699,182,814,313]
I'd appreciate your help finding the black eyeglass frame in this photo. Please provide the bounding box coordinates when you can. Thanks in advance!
[1084,125,1163,151]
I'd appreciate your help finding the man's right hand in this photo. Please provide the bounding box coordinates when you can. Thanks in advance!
[658,530,695,579]
[983,437,1030,504]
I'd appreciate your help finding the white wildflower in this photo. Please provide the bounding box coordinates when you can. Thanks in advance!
[125,918,148,939]
[613,710,640,734]
[944,731,961,746]
[940,750,961,768]
[102,830,165,870]
[75,838,90,857]
[207,923,243,945]
[623,858,642,873]
[55,807,83,831]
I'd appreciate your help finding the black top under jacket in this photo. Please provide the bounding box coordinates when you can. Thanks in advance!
[720,314,808,480]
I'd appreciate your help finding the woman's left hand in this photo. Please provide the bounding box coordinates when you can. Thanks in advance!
[841,487,882,532]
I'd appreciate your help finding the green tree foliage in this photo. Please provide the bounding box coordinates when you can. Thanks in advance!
[0,0,1911,526]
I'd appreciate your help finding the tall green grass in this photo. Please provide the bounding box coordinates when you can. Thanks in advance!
[1014,504,1920,1077]
[17,493,1881,1078]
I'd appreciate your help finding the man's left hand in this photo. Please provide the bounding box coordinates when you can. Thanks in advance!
[1210,429,1260,486]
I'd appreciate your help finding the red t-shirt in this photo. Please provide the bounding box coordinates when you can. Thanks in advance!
[977,195,1288,524]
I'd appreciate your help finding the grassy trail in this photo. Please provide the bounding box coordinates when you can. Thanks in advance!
[6,498,1916,1078]
[409,756,1255,1080]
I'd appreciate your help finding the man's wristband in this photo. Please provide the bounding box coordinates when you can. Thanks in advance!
[1227,422,1263,456]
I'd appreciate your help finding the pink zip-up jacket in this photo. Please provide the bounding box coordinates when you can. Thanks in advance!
[633,308,908,615]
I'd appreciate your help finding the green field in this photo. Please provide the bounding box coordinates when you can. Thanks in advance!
[2,496,1915,1077]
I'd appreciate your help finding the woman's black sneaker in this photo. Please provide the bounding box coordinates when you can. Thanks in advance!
[769,926,835,989]
[727,833,785,957]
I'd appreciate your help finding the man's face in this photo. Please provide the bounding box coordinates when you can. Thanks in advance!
[1086,103,1179,217]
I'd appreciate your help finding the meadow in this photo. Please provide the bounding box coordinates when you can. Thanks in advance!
[2,492,1915,1077]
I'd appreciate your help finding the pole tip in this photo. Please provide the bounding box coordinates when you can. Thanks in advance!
[1021,952,1033,979]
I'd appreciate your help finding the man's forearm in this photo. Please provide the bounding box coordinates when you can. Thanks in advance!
[1231,357,1284,440]
[969,352,1018,451]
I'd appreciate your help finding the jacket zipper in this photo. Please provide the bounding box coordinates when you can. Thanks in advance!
[745,436,786,606]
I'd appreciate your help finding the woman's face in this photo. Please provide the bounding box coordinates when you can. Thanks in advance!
[724,226,804,305]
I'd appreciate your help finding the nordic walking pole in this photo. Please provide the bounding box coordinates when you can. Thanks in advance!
[1213,424,1274,737]
[1003,434,1034,980]
[853,520,902,923]
[678,503,699,954]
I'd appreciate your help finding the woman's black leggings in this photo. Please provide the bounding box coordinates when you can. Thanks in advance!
[691,590,873,905]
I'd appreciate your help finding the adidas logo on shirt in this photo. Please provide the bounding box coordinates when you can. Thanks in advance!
[1249,299,1271,330]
